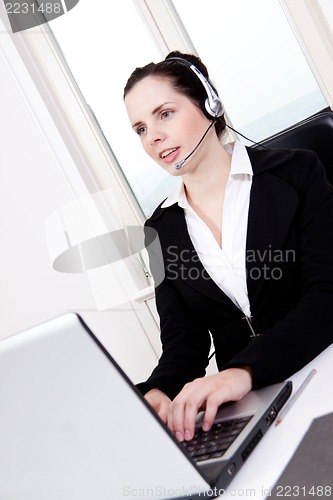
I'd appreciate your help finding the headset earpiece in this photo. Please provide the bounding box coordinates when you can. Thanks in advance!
[167,56,224,119]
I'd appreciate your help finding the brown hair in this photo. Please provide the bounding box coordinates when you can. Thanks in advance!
[124,50,226,139]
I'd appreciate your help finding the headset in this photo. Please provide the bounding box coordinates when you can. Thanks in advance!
[167,56,269,152]
[167,56,224,120]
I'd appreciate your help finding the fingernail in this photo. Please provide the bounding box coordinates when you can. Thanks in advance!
[202,422,210,432]
[175,431,183,442]
[185,429,192,441]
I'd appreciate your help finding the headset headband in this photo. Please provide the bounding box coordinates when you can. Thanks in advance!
[167,56,224,119]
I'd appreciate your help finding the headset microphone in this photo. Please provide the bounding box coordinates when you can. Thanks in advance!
[174,120,215,170]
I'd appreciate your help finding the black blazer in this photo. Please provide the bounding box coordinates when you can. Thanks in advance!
[138,147,333,400]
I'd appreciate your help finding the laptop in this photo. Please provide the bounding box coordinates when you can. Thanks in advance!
[0,313,292,500]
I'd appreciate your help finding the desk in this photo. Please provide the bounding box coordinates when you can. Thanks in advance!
[222,343,333,499]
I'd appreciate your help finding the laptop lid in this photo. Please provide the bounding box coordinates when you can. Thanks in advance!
[0,313,291,500]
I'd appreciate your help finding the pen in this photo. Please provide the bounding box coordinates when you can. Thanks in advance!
[275,368,317,426]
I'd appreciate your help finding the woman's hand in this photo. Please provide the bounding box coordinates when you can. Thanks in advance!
[144,388,172,424]
[168,367,253,442]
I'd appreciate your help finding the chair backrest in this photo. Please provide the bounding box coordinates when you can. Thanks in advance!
[254,108,333,185]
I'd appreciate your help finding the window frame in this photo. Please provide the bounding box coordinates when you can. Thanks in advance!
[2,10,153,292]
[279,0,333,108]
[6,18,146,226]
[132,0,195,53]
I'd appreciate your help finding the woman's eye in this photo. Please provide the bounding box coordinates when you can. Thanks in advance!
[136,126,146,136]
[161,110,173,119]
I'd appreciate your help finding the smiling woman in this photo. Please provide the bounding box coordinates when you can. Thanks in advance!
[125,77,216,174]
[122,50,333,444]
[124,53,227,177]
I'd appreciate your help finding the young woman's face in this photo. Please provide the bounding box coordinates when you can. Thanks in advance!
[125,76,213,174]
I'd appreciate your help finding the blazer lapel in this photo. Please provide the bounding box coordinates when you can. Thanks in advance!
[246,148,300,305]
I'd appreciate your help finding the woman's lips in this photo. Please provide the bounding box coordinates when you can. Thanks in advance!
[160,147,180,164]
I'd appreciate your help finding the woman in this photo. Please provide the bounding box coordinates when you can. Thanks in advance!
[124,51,333,443]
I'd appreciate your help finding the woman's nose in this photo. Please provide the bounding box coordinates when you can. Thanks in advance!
[147,126,164,146]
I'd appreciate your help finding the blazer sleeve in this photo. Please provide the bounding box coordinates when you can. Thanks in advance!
[137,222,211,400]
[224,151,333,388]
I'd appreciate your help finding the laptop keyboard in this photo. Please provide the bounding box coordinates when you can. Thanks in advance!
[181,416,252,462]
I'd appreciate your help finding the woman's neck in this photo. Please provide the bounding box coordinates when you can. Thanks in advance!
[182,140,231,206]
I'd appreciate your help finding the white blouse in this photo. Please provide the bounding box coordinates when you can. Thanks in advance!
[161,141,253,317]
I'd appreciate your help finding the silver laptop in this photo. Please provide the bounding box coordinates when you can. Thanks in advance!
[0,313,292,500]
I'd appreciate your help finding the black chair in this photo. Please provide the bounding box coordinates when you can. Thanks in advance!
[253,107,333,185]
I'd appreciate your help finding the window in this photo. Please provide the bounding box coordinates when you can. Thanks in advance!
[49,0,327,216]
[172,0,327,143]
[50,0,177,217]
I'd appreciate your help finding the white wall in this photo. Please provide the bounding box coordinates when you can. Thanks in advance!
[0,17,158,384]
